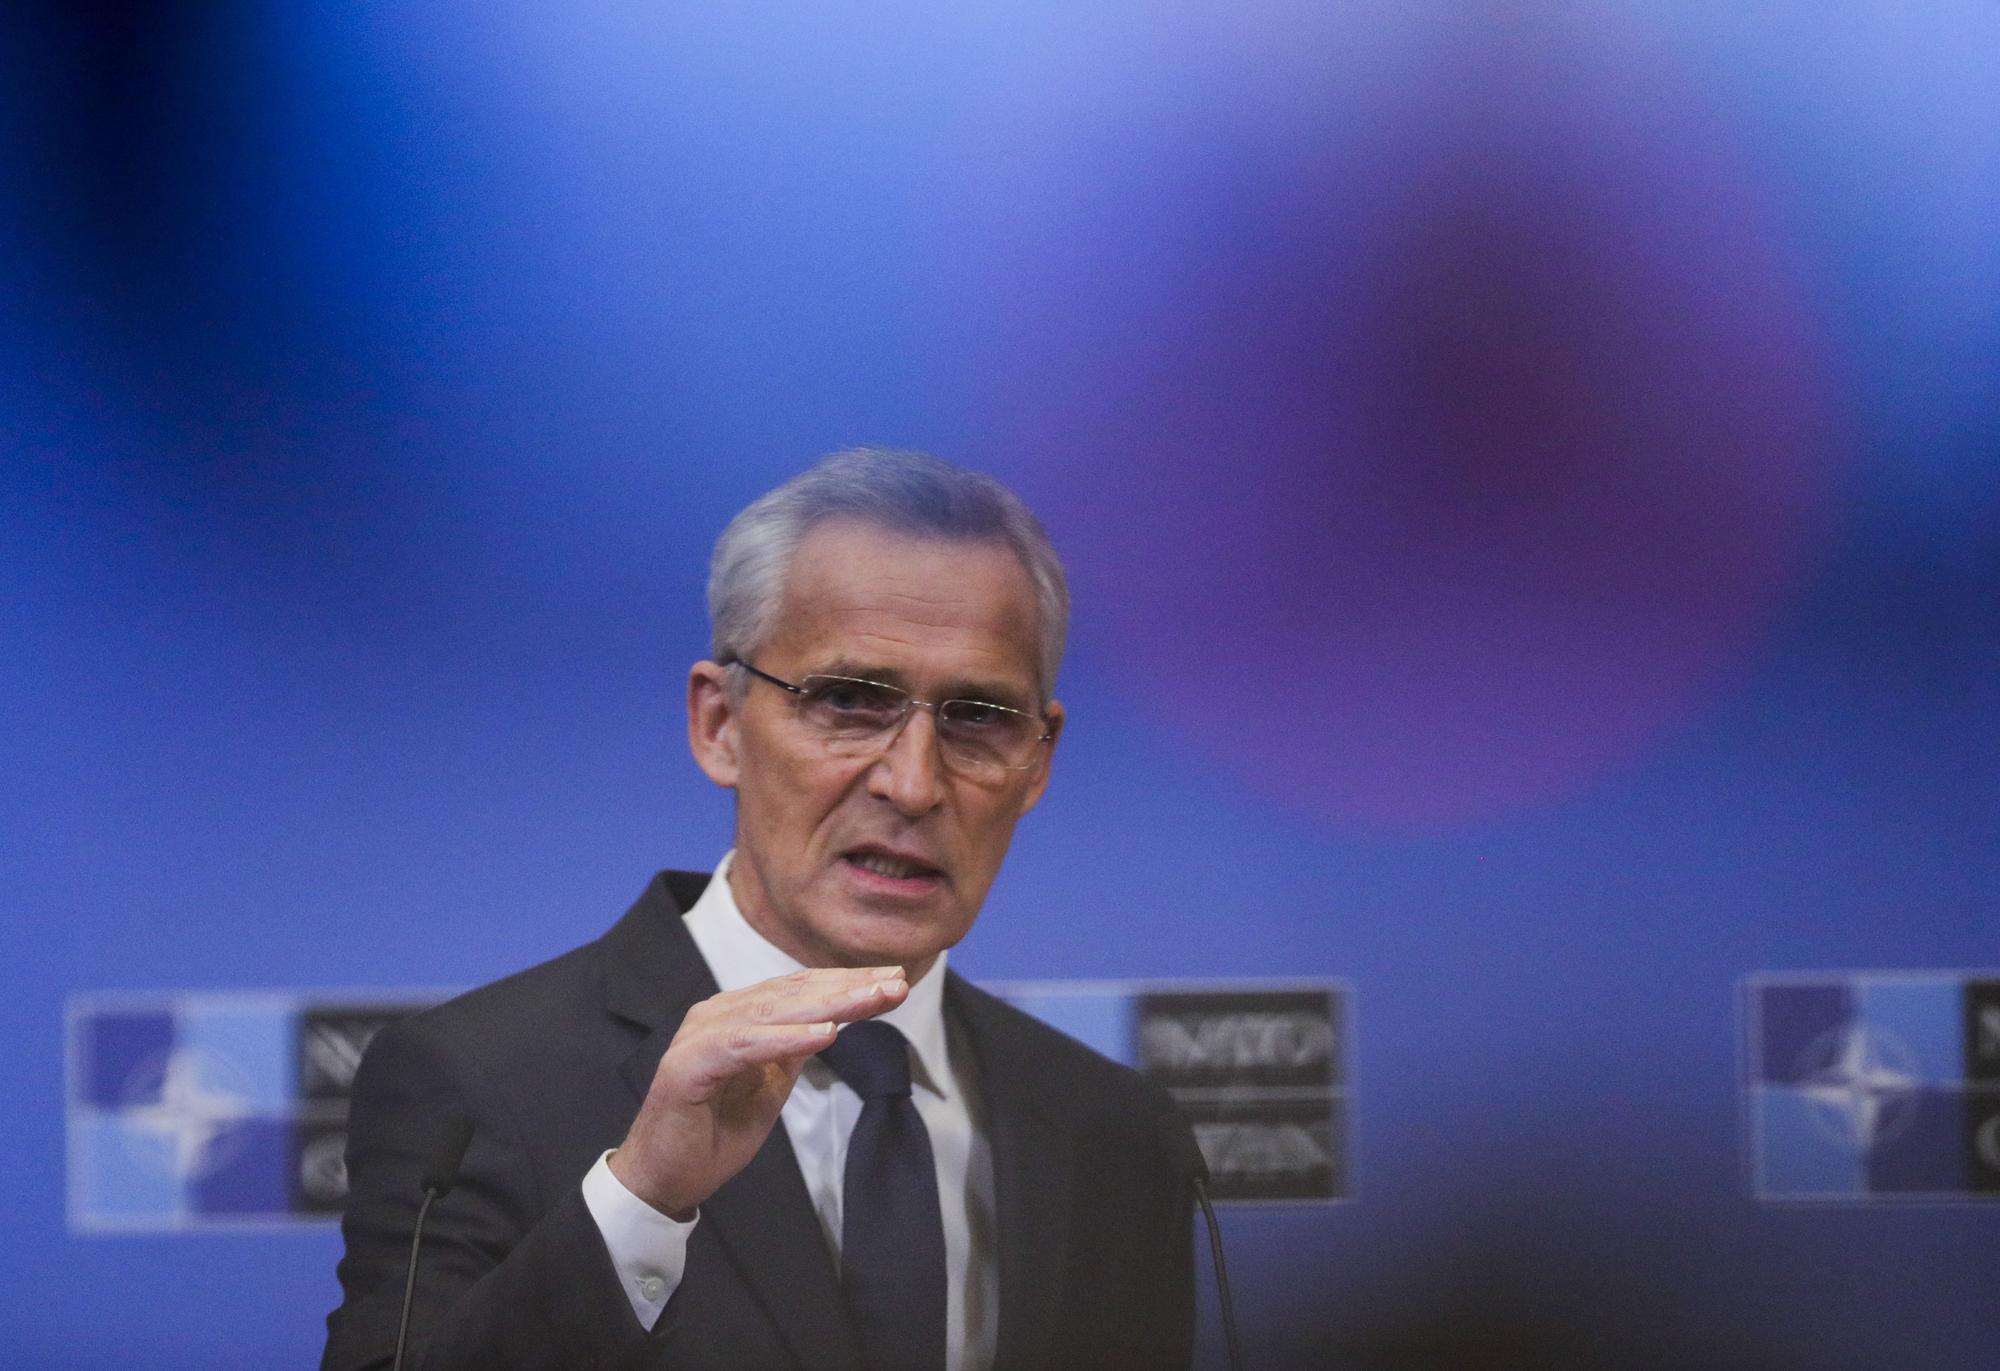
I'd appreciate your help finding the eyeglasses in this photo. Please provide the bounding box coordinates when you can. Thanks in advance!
[729,660,1053,775]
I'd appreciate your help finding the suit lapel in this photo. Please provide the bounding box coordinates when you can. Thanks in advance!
[950,976,1077,1371]
[601,873,860,1371]
[696,1126,859,1371]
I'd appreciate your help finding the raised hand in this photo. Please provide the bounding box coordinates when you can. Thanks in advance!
[608,965,908,1217]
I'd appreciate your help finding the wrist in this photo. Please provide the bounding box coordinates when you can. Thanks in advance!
[606,1147,698,1222]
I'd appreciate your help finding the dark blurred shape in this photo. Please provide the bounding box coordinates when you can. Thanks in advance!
[19,1,233,312]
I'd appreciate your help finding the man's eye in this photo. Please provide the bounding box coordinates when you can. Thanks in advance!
[948,701,1002,728]
[809,681,899,716]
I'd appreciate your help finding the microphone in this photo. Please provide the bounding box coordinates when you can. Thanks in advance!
[393,1117,474,1371]
[419,1116,474,1198]
[1158,1114,1244,1371]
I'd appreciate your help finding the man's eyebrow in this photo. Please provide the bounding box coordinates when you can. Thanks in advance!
[973,679,1040,706]
[814,661,1035,710]
[813,659,907,686]
[936,676,1038,711]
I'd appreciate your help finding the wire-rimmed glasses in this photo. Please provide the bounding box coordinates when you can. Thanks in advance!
[729,660,1052,776]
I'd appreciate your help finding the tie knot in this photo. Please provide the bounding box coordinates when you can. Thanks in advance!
[818,1020,912,1100]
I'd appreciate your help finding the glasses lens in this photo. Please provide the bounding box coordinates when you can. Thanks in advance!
[938,698,1040,770]
[797,676,908,740]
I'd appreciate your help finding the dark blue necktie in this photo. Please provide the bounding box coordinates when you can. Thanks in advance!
[817,1020,947,1371]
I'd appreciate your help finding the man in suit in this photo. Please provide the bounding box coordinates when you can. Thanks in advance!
[321,449,1196,1371]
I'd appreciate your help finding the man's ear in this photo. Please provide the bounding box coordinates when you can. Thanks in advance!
[1017,698,1063,816]
[687,661,741,789]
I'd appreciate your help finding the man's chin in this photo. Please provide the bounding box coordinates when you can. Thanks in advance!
[815,902,965,977]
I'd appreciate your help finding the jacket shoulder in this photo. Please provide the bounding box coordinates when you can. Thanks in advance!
[362,869,709,1087]
[399,939,605,1060]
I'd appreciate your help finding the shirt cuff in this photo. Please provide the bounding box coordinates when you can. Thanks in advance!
[580,1150,699,1329]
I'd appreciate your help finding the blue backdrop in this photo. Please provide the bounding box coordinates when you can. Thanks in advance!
[4,2,1996,1367]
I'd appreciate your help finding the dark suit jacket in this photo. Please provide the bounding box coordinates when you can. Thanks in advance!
[321,871,1195,1371]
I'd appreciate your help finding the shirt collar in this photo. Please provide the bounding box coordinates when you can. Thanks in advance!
[682,851,952,1098]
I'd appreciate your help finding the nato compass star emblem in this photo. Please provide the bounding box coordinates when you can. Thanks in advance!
[1794,1024,1920,1153]
[1746,973,2000,1202]
[122,1048,253,1180]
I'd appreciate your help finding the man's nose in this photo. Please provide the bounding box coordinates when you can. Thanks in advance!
[866,706,946,815]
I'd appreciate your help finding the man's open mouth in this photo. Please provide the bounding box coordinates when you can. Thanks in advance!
[842,849,944,883]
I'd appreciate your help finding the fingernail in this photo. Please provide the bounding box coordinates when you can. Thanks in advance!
[812,1021,834,1035]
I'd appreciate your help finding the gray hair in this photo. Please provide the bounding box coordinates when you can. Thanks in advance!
[708,448,1069,701]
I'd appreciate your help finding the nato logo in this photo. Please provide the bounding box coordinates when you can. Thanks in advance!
[66,993,436,1232]
[995,981,1347,1202]
[1743,973,2000,1202]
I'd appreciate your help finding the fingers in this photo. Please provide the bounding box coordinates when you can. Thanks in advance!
[616,967,916,1215]
[703,965,911,1030]
[679,1020,839,1091]
[671,968,907,1093]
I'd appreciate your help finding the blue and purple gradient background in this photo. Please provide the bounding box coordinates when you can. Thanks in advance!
[4,2,1996,1367]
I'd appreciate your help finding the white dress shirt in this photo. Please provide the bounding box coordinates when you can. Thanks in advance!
[581,853,999,1371]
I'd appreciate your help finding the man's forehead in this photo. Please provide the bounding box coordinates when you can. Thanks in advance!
[780,522,1035,609]
[766,521,1043,688]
